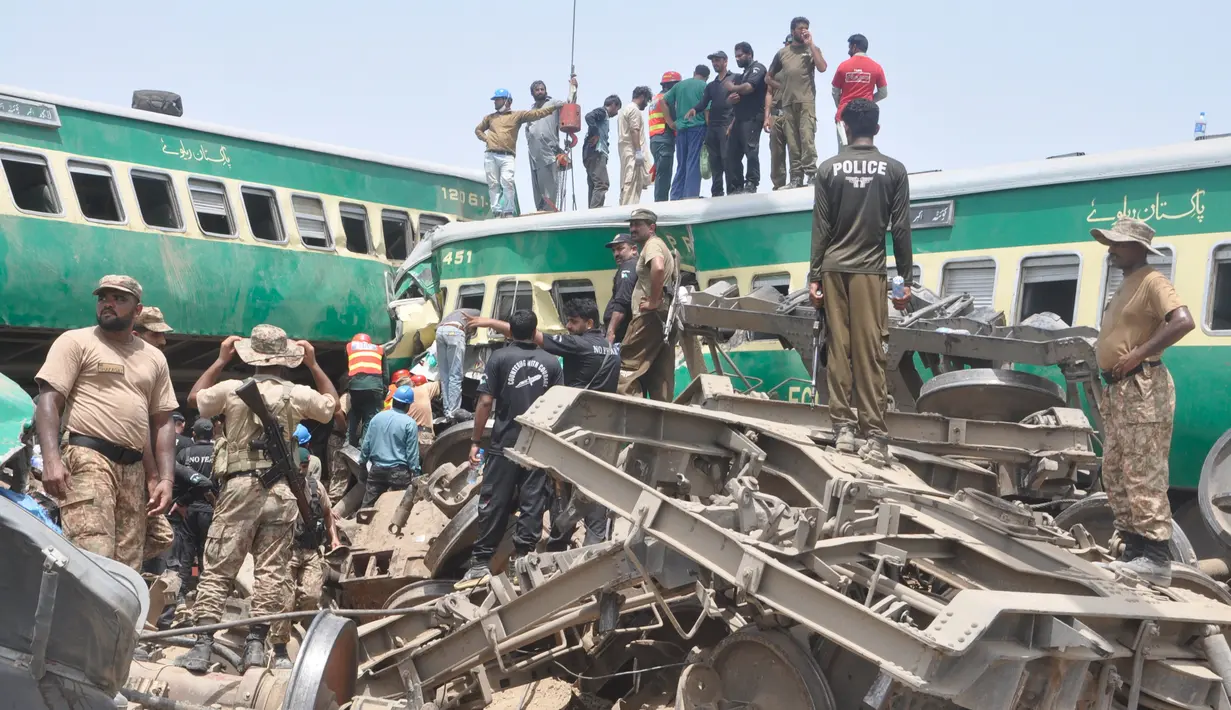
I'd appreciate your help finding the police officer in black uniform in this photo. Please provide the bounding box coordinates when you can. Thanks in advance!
[603,233,639,345]
[457,310,563,586]
[164,419,216,626]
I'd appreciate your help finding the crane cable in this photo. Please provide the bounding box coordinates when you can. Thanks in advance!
[568,0,578,211]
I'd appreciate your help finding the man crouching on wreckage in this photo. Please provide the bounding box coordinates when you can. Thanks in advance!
[178,324,337,673]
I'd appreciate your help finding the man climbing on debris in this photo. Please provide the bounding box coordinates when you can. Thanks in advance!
[584,95,621,208]
[358,385,421,509]
[618,209,678,400]
[525,77,578,212]
[383,368,412,410]
[477,84,569,217]
[604,233,640,344]
[809,99,912,467]
[406,373,441,451]
[179,324,337,673]
[268,444,340,669]
[34,275,177,571]
[345,333,384,446]
[458,310,563,587]
[1093,217,1194,587]
[164,418,217,627]
[436,307,481,422]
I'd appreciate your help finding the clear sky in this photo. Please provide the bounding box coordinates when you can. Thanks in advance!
[5,0,1229,210]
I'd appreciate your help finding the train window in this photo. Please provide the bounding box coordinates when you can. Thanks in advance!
[1,150,61,215]
[340,203,370,254]
[751,272,791,296]
[1209,245,1231,332]
[131,170,182,229]
[1099,247,1174,323]
[187,178,235,237]
[457,283,486,312]
[68,161,124,224]
[292,195,332,249]
[941,259,996,309]
[382,210,411,261]
[419,214,449,241]
[887,263,923,285]
[552,279,596,318]
[494,281,533,321]
[240,187,284,243]
[1017,254,1079,324]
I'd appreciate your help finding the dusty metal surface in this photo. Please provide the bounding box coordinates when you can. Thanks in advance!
[916,368,1067,422]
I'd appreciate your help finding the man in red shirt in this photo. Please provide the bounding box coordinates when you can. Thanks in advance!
[831,34,887,149]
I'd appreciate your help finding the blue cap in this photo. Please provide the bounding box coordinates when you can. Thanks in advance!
[294,424,310,445]
[392,385,415,405]
[491,88,511,100]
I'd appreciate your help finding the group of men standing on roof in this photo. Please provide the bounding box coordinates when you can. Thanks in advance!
[474,19,891,211]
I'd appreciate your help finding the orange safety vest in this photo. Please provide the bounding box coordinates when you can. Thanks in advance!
[346,341,384,377]
[648,93,668,137]
[383,384,397,410]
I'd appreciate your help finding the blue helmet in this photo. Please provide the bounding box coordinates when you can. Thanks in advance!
[294,424,310,445]
[491,88,511,100]
[392,385,415,405]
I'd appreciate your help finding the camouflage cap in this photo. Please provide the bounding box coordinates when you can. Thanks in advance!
[134,306,174,333]
[627,208,658,224]
[1090,217,1165,257]
[234,324,305,368]
[93,274,142,300]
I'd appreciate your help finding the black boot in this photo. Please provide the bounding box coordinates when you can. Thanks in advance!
[1121,538,1173,586]
[241,624,269,671]
[1119,532,1145,562]
[272,643,293,670]
[178,632,215,674]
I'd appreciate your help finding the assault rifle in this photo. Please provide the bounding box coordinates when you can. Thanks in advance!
[235,379,323,548]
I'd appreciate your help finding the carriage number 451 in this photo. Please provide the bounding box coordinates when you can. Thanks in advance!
[441,250,472,265]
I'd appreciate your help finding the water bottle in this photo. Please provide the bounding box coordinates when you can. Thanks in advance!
[467,448,484,485]
[890,275,906,300]
[1196,112,1208,141]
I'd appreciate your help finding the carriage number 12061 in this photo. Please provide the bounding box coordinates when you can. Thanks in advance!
[440,187,486,208]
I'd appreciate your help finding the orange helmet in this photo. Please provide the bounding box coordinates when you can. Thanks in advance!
[352,333,372,343]
[392,368,411,384]
[410,374,428,387]
[660,71,682,85]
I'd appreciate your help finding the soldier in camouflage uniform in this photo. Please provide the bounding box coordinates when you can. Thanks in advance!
[178,325,337,673]
[268,446,341,669]
[1092,218,1195,586]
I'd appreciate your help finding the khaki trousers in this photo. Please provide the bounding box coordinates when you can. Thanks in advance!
[822,272,889,438]
[1100,365,1175,541]
[618,310,676,401]
[782,102,818,182]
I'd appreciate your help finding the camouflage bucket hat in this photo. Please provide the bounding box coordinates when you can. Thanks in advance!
[134,306,174,333]
[1090,217,1164,257]
[93,274,143,300]
[234,324,304,368]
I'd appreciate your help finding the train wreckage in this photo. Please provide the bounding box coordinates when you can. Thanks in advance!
[8,286,1231,710]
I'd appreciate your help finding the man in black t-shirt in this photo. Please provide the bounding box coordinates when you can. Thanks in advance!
[467,299,618,549]
[725,42,768,193]
[604,233,639,345]
[162,419,216,627]
[458,310,563,586]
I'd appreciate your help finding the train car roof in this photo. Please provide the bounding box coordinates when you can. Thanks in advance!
[0,85,485,183]
[424,137,1231,249]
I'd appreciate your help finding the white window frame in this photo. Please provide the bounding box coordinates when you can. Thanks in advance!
[419,213,450,242]
[381,209,413,261]
[1012,251,1083,324]
[291,193,334,251]
[551,279,597,318]
[0,148,63,217]
[1097,246,1175,325]
[456,282,487,312]
[939,256,998,309]
[339,202,372,254]
[1204,240,1231,336]
[239,185,287,245]
[129,168,184,232]
[888,262,923,285]
[67,160,126,225]
[751,272,792,295]
[492,280,534,321]
[187,177,236,239]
